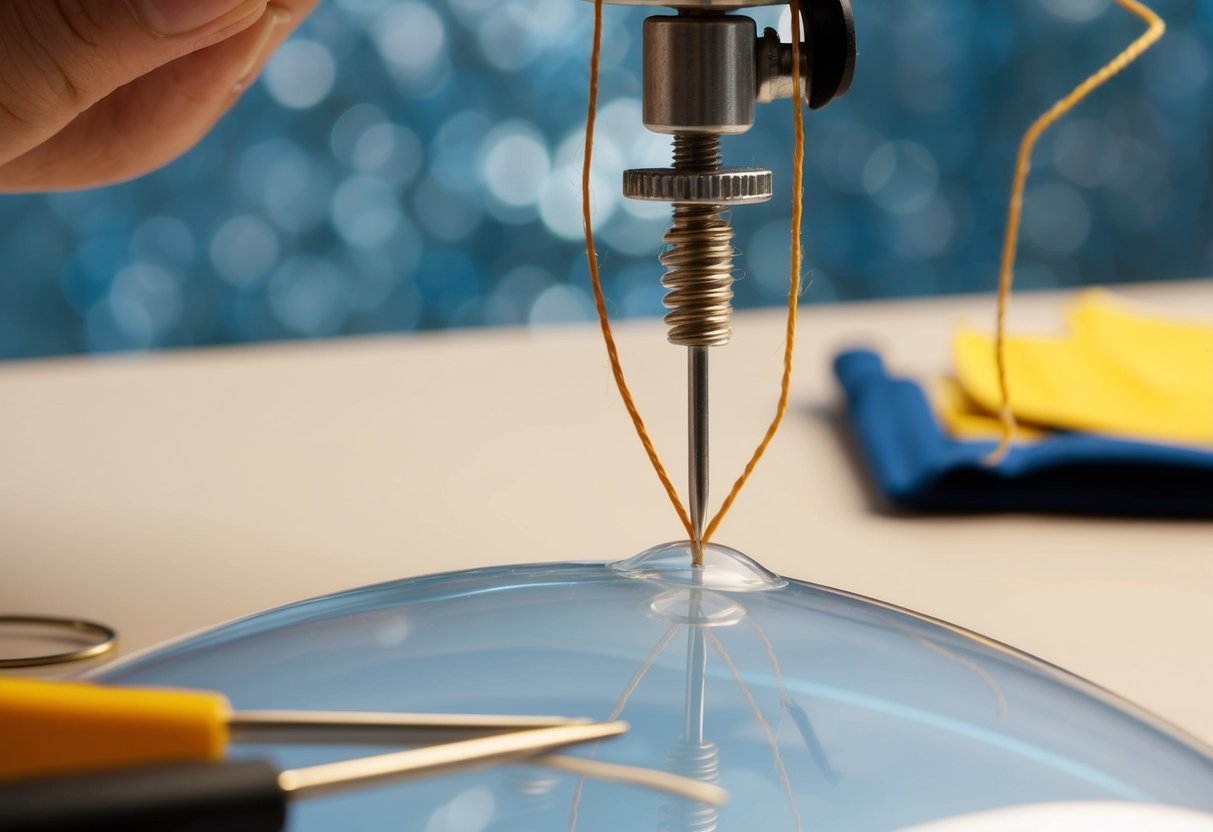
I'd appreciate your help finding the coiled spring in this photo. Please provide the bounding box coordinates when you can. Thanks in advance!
[661,134,735,348]
[660,739,722,832]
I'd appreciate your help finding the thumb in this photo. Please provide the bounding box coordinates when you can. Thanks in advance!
[0,0,268,164]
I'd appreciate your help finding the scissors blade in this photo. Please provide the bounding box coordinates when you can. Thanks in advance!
[229,710,586,746]
[278,721,627,799]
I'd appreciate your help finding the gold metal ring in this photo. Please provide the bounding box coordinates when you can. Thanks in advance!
[0,615,118,668]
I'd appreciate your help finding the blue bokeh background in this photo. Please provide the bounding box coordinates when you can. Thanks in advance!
[0,0,1209,360]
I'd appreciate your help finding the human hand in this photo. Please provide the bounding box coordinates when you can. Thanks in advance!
[0,0,319,192]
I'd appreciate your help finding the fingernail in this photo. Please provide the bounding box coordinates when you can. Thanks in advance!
[233,6,292,93]
[127,0,266,37]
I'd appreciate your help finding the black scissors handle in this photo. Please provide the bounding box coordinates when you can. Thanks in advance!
[0,760,287,832]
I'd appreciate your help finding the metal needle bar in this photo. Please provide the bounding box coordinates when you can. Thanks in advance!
[688,345,709,564]
[681,592,708,745]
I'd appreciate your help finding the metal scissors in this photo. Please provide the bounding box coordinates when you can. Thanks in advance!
[0,677,726,831]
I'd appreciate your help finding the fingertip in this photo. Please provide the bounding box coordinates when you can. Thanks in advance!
[125,0,269,39]
[232,6,293,95]
[0,0,311,190]
[0,2,303,190]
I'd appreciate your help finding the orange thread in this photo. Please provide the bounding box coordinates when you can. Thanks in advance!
[703,0,805,544]
[987,0,1165,463]
[582,0,807,546]
[582,0,695,541]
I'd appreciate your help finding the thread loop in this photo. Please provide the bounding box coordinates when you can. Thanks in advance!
[987,0,1165,464]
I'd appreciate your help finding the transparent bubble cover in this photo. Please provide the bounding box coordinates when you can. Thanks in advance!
[97,543,1213,831]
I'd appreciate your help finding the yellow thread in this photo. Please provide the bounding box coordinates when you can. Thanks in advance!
[582,0,695,542]
[702,0,805,544]
[987,0,1165,464]
[581,0,808,549]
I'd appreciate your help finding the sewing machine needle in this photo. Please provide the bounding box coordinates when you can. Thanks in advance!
[688,346,709,564]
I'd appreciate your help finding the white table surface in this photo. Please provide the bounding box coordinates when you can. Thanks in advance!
[2,280,1210,745]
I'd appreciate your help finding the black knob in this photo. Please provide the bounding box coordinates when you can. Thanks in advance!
[804,0,857,109]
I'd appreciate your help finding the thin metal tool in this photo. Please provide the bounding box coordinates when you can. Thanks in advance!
[231,713,722,805]
[681,581,708,749]
[666,572,722,832]
[618,1,856,565]
[1,678,728,814]
[0,721,728,831]
[281,721,724,805]
[624,17,770,567]
[228,710,588,746]
[688,346,710,559]
[279,722,629,798]
[234,711,728,803]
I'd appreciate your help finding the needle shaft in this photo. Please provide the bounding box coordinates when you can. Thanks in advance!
[682,593,707,744]
[688,346,709,564]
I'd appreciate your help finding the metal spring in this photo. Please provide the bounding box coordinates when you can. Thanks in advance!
[661,134,735,348]
[660,739,722,832]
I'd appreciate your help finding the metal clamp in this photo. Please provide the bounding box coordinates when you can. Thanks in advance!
[623,0,857,344]
[756,0,856,109]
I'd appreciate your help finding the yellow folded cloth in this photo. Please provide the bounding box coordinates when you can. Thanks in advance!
[1068,289,1213,394]
[952,290,1213,446]
[931,377,1046,442]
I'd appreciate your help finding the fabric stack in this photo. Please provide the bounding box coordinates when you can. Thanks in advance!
[835,291,1213,517]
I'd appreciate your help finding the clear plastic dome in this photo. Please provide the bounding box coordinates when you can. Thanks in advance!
[96,543,1213,831]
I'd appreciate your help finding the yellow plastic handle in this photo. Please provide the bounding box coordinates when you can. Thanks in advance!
[0,677,230,781]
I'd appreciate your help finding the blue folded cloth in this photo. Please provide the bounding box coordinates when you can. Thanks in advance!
[834,349,1213,518]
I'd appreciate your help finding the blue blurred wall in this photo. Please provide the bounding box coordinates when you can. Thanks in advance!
[0,0,1209,359]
